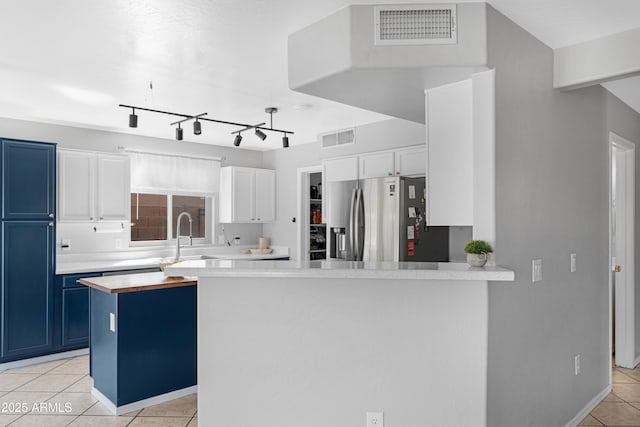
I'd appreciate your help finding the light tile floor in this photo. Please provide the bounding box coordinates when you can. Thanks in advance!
[0,355,197,427]
[580,362,640,426]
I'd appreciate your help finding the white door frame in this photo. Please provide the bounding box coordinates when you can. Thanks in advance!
[609,132,636,369]
[296,166,323,261]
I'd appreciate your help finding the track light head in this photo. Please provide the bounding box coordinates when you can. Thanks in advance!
[176,124,183,141]
[282,134,289,148]
[255,129,267,141]
[233,133,242,147]
[129,108,137,128]
[193,119,201,135]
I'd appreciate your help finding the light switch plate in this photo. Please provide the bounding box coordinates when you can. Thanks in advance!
[570,253,577,273]
[532,259,542,283]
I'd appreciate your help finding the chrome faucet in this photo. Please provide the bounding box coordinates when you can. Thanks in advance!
[175,211,193,261]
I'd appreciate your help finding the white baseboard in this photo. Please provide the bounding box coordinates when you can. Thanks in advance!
[92,385,198,416]
[565,385,611,427]
[0,348,88,370]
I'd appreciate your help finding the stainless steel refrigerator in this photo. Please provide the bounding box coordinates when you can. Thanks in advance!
[328,176,450,262]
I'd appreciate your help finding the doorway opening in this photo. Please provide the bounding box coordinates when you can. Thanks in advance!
[610,132,636,370]
[296,166,325,261]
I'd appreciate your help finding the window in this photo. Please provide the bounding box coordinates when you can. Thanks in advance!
[130,193,212,243]
[131,193,168,241]
[172,195,206,238]
[127,150,220,245]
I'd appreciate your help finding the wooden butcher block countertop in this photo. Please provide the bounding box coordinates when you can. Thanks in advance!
[78,272,197,294]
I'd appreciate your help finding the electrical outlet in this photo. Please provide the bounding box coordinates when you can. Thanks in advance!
[367,412,384,427]
[574,354,581,375]
[532,259,543,283]
[570,253,577,273]
[115,239,122,249]
[218,235,225,245]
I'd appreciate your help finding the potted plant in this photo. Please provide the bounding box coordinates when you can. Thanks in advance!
[464,240,493,267]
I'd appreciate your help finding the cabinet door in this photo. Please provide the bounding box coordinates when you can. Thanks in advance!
[426,79,473,226]
[395,146,426,176]
[97,155,130,221]
[58,150,95,221]
[2,221,54,359]
[254,170,276,222]
[61,287,89,349]
[232,168,255,222]
[2,140,55,220]
[358,151,394,179]
[323,157,358,182]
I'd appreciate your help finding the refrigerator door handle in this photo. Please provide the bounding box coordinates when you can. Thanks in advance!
[355,187,365,261]
[348,188,357,261]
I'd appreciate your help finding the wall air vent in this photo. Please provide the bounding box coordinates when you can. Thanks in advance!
[319,128,356,149]
[374,4,457,46]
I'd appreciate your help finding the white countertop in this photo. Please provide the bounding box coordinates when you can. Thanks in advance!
[56,246,289,275]
[164,259,515,281]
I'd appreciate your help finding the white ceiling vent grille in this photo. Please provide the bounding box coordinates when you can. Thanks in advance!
[319,128,356,149]
[374,5,457,46]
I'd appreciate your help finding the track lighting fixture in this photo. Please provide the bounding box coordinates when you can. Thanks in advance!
[119,104,294,148]
[129,108,138,128]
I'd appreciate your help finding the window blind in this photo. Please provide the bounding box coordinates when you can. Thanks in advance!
[129,151,220,195]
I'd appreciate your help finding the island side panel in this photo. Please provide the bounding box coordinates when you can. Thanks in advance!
[197,277,488,427]
[90,288,118,403]
[117,286,197,406]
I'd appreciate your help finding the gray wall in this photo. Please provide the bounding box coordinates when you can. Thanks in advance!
[262,118,425,259]
[606,92,640,359]
[486,6,631,426]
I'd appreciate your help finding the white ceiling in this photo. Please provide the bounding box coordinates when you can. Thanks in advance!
[1,1,639,150]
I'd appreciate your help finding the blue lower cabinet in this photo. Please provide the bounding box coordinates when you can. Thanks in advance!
[1,221,54,360]
[55,272,101,351]
[61,287,90,349]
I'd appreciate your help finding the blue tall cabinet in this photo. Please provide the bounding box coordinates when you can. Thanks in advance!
[1,139,56,362]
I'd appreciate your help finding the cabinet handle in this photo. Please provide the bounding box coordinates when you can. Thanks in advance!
[257,218,261,221]
[388,172,392,176]
[396,171,400,175]
[90,217,94,221]
[100,217,104,220]
[48,213,54,218]
[48,222,54,227]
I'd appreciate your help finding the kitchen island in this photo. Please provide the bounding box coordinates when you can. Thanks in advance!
[79,273,197,415]
[165,259,514,427]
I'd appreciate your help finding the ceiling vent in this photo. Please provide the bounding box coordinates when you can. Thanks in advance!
[374,5,457,46]
[319,128,356,149]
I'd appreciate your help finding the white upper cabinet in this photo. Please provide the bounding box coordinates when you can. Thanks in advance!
[58,150,95,221]
[395,146,426,176]
[96,155,130,221]
[254,169,276,222]
[322,156,358,182]
[58,150,130,222]
[323,145,425,182]
[425,79,473,226]
[358,151,395,179]
[219,166,276,223]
